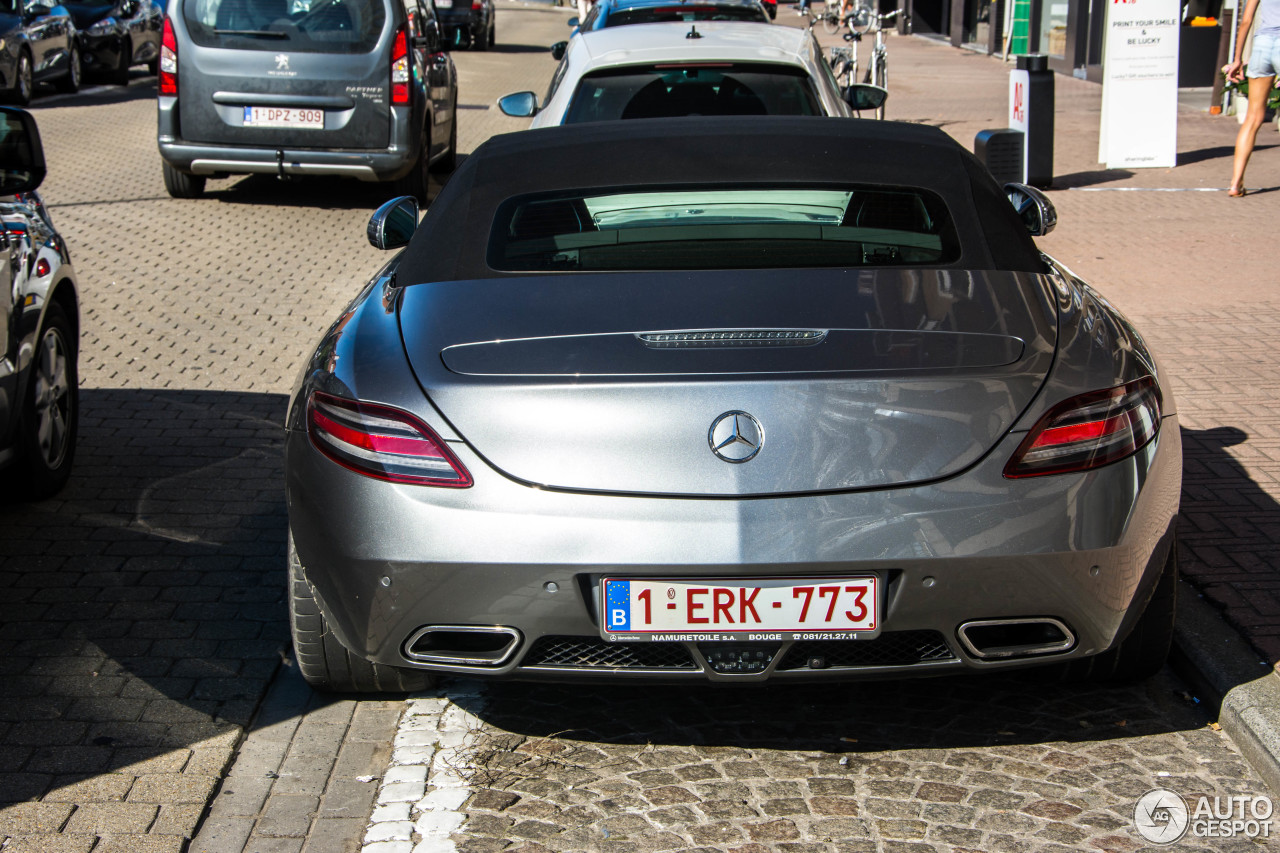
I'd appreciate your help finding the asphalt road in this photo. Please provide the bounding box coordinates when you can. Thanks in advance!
[0,4,1278,853]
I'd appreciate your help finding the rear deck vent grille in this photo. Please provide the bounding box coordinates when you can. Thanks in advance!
[637,329,827,348]
[522,636,698,669]
[777,631,955,670]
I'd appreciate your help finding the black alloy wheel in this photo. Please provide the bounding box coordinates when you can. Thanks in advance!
[55,45,81,94]
[112,39,132,85]
[17,303,78,498]
[7,51,33,106]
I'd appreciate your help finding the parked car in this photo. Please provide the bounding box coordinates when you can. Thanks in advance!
[574,0,770,31]
[66,0,162,84]
[501,21,876,126]
[0,107,79,497]
[157,0,458,200]
[0,0,81,103]
[434,0,491,49]
[284,116,1181,692]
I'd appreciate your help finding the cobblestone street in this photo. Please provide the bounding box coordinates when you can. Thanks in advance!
[0,3,1278,852]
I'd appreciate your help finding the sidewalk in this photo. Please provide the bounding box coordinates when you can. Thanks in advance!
[802,21,1280,788]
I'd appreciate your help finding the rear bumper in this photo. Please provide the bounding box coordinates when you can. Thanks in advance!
[285,414,1183,684]
[157,95,419,182]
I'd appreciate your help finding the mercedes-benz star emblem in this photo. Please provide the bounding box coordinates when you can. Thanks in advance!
[709,411,764,463]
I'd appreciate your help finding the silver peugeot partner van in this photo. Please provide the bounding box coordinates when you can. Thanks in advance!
[157,0,457,199]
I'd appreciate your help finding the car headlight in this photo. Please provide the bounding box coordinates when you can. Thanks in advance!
[86,18,118,36]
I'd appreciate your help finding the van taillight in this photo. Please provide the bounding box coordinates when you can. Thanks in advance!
[391,24,410,105]
[159,17,177,96]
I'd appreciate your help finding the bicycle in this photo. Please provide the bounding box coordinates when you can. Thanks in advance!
[807,0,871,36]
[855,8,899,119]
[828,45,856,87]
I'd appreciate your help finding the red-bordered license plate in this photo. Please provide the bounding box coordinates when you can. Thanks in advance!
[601,577,879,642]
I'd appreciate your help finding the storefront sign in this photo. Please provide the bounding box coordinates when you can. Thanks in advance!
[1098,0,1180,168]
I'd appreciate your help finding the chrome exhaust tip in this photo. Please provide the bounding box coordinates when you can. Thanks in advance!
[957,618,1075,660]
[402,625,522,667]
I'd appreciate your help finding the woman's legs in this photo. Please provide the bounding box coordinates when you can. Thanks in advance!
[1230,74,1276,195]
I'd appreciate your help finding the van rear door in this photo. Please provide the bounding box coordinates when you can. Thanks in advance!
[176,0,394,149]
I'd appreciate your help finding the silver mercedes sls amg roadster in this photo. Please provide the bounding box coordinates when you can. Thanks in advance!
[284,116,1181,692]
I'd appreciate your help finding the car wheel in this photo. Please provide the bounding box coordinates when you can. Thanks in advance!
[429,107,457,174]
[7,51,33,106]
[488,19,496,47]
[16,303,78,499]
[289,532,435,693]
[111,40,132,86]
[473,18,490,50]
[162,161,206,198]
[392,128,430,202]
[55,45,81,94]
[1043,540,1178,684]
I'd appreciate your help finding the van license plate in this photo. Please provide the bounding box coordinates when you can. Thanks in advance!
[601,576,879,641]
[243,107,324,128]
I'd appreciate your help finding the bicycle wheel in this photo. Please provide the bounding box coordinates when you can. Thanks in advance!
[822,10,841,34]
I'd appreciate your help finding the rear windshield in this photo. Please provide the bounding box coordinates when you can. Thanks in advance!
[602,5,769,26]
[564,63,821,123]
[490,186,962,271]
[182,0,387,53]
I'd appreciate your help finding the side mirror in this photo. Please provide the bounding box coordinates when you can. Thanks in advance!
[840,84,887,112]
[1004,182,1057,236]
[497,91,538,117]
[25,3,52,16]
[549,40,567,60]
[367,195,419,250]
[566,15,578,26]
[0,108,46,196]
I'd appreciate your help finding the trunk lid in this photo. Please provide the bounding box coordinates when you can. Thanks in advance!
[176,0,392,149]
[398,269,1057,497]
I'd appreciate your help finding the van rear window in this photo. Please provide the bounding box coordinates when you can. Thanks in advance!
[182,0,386,53]
[489,186,962,271]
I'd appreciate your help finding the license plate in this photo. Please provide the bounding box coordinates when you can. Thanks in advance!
[601,577,879,641]
[242,106,324,128]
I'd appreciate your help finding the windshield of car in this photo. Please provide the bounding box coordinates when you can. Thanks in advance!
[601,4,769,26]
[490,186,961,271]
[563,63,821,123]
[182,0,386,52]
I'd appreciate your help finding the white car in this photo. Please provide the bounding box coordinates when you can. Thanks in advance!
[498,22,876,126]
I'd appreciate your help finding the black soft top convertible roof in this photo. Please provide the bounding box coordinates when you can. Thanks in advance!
[396,116,1043,284]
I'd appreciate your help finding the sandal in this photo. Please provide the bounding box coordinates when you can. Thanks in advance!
[1228,186,1249,197]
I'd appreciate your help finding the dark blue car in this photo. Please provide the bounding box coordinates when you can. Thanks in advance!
[0,0,80,103]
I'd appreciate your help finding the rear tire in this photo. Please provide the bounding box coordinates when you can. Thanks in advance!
[162,161,206,198]
[55,45,81,94]
[111,40,131,86]
[392,128,430,201]
[289,532,435,693]
[822,11,841,33]
[16,303,78,499]
[473,18,491,49]
[1044,540,1178,683]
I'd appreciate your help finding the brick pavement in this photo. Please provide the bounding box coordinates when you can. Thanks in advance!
[2,4,1280,853]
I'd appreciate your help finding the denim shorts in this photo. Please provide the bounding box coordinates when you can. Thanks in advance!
[1249,32,1280,78]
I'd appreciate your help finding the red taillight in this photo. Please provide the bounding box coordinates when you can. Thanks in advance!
[390,24,410,105]
[34,258,49,277]
[471,2,482,8]
[159,17,178,96]
[1004,377,1162,478]
[307,391,471,487]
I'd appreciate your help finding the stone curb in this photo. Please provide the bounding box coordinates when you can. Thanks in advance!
[1170,578,1280,796]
